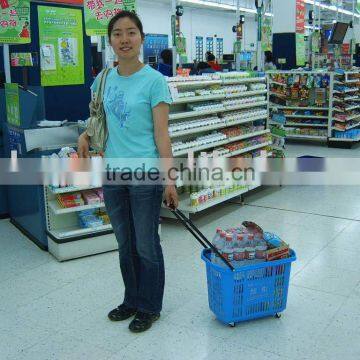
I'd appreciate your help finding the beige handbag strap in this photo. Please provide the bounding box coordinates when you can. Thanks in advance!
[95,68,111,103]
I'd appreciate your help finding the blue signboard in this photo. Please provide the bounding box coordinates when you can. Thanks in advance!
[195,36,203,61]
[206,37,214,54]
[143,34,169,63]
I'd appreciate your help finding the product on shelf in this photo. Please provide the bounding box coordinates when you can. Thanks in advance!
[223,95,266,108]
[334,128,360,139]
[78,209,105,229]
[286,127,328,137]
[169,116,223,135]
[57,193,84,208]
[82,190,101,205]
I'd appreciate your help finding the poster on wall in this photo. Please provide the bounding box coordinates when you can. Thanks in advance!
[5,83,20,127]
[38,6,84,87]
[10,52,33,66]
[195,36,203,62]
[84,0,136,36]
[206,37,214,54]
[296,0,305,34]
[143,34,168,63]
[0,0,31,44]
[216,38,223,61]
[296,34,306,66]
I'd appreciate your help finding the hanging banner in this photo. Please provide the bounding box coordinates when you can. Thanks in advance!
[84,0,136,36]
[296,33,306,66]
[296,0,305,34]
[176,36,186,56]
[38,6,84,86]
[5,83,21,127]
[261,17,272,52]
[0,0,31,44]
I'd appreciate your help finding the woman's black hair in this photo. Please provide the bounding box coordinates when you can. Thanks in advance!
[265,51,273,63]
[107,11,145,40]
[160,49,172,65]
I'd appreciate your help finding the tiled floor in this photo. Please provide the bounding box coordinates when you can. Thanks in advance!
[1,182,360,359]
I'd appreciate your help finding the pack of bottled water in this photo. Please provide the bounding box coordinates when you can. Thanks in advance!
[210,223,268,268]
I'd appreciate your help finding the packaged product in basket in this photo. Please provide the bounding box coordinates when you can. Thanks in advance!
[263,232,290,261]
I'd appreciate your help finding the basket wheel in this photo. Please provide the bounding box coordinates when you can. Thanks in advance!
[229,322,236,327]
[275,313,282,319]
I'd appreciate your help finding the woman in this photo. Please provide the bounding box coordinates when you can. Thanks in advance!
[78,11,178,333]
[264,50,277,71]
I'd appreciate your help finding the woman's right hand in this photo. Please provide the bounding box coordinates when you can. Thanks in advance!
[77,132,90,158]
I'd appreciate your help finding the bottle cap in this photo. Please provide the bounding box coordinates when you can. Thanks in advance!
[226,234,232,241]
[237,234,243,240]
[220,231,226,237]
[249,234,254,240]
[216,227,222,233]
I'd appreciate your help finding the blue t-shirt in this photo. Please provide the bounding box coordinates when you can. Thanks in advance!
[91,65,172,161]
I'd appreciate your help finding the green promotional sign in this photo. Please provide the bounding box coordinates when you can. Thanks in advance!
[296,34,306,66]
[0,0,31,44]
[176,36,186,56]
[84,0,136,36]
[261,18,272,52]
[38,6,84,87]
[5,83,21,127]
[234,41,241,54]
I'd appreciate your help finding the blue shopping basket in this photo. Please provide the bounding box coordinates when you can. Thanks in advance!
[170,206,296,326]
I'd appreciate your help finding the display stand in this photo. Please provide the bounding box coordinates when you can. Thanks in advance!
[328,70,360,148]
[163,72,270,217]
[268,71,334,143]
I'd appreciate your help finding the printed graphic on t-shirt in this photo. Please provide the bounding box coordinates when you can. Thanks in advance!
[105,86,131,128]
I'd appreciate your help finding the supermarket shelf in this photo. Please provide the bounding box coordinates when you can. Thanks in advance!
[225,141,272,157]
[284,114,328,119]
[269,81,287,87]
[172,80,222,88]
[334,114,360,122]
[49,224,112,240]
[285,123,328,128]
[286,134,327,140]
[173,139,229,156]
[270,105,329,111]
[332,122,360,132]
[169,122,227,138]
[222,77,266,85]
[272,145,285,151]
[269,92,287,99]
[173,90,267,104]
[328,137,360,142]
[48,185,100,194]
[169,101,267,120]
[271,133,285,138]
[226,129,270,142]
[49,201,105,215]
[170,108,225,120]
[223,101,268,112]
[174,187,252,214]
[225,115,267,127]
[173,130,270,156]
[334,105,360,113]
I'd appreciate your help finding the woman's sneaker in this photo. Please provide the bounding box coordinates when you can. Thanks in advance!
[129,311,160,333]
[108,304,137,321]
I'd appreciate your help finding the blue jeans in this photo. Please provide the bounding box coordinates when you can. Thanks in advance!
[103,185,164,314]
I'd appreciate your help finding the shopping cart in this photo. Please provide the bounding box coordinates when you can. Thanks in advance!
[170,207,296,327]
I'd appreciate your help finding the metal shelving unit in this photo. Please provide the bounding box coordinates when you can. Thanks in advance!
[329,71,360,147]
[164,73,270,217]
[267,71,333,144]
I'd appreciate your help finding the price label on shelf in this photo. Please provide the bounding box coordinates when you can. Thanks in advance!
[168,83,179,102]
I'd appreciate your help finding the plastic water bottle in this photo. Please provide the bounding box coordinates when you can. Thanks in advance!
[211,227,223,263]
[212,229,226,264]
[245,233,256,260]
[222,233,234,264]
[233,233,246,263]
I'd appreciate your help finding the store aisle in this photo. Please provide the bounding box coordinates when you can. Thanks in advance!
[1,186,360,360]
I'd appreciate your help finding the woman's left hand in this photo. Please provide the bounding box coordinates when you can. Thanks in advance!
[164,185,179,209]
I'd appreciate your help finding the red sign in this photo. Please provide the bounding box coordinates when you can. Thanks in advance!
[296,0,305,34]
